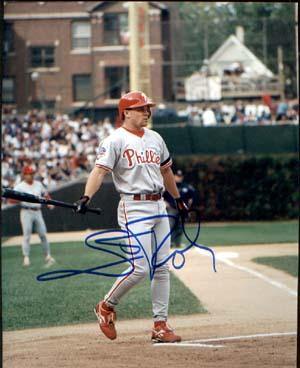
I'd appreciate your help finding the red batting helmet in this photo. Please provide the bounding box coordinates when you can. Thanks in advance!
[22,166,35,175]
[118,91,156,120]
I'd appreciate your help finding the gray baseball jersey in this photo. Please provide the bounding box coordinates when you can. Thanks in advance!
[95,127,172,194]
[14,180,46,209]
[14,180,50,258]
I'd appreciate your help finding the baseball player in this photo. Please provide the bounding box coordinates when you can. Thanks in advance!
[75,91,189,343]
[13,166,55,267]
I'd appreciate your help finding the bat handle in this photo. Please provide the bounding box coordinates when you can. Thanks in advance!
[87,207,102,215]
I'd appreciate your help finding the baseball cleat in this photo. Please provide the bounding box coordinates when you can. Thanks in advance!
[94,301,117,340]
[151,321,181,343]
[23,256,30,267]
[44,255,56,268]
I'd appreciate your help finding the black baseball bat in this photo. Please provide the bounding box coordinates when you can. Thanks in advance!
[2,188,102,215]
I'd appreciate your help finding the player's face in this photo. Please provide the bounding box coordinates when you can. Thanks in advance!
[24,173,34,184]
[125,106,151,128]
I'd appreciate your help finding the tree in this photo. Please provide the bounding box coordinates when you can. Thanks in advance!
[175,2,296,97]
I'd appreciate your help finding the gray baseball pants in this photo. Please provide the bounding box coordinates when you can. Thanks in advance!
[105,198,170,322]
[20,209,51,257]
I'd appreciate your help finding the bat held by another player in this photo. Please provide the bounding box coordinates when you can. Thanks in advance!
[1,188,102,215]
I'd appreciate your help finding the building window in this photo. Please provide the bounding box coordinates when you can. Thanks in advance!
[30,46,55,67]
[103,13,129,45]
[30,100,55,110]
[3,22,14,54]
[73,74,92,101]
[105,67,129,99]
[2,77,15,103]
[72,22,91,49]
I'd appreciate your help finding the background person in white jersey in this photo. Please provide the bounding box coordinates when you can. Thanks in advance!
[13,166,55,267]
[75,91,189,343]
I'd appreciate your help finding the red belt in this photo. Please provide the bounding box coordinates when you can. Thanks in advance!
[133,193,162,201]
[21,206,40,211]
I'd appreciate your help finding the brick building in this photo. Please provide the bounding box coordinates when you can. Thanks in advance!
[3,1,173,114]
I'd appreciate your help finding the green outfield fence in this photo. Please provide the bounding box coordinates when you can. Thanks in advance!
[154,124,298,155]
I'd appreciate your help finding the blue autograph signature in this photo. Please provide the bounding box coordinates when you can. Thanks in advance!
[37,213,217,282]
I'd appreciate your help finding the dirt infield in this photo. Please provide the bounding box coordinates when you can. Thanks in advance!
[3,243,298,368]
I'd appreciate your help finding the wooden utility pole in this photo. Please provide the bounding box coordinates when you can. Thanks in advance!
[129,2,151,96]
[129,2,140,91]
[138,2,151,99]
[128,2,152,126]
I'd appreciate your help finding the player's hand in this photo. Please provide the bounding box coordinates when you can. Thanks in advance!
[175,197,189,221]
[47,204,55,210]
[74,195,90,214]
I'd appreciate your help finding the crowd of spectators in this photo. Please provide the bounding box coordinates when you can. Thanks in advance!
[2,109,115,193]
[2,97,298,195]
[176,99,299,126]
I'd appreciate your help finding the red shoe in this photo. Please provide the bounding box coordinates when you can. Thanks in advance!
[94,301,117,340]
[151,321,181,343]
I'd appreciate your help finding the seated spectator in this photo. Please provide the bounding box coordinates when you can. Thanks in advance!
[245,103,257,119]
[202,106,217,126]
[276,99,289,121]
[213,104,225,124]
[186,103,201,126]
[286,100,299,123]
[221,104,236,125]
[257,104,271,125]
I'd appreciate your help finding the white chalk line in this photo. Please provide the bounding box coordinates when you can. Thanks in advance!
[153,332,296,348]
[196,249,298,297]
[184,331,297,343]
[218,257,297,297]
[154,342,224,348]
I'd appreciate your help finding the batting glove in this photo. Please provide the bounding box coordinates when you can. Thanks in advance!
[175,197,189,221]
[74,195,90,214]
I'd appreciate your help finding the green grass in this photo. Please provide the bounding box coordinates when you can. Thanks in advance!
[252,255,298,277]
[2,220,298,330]
[185,220,298,246]
[2,241,205,331]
